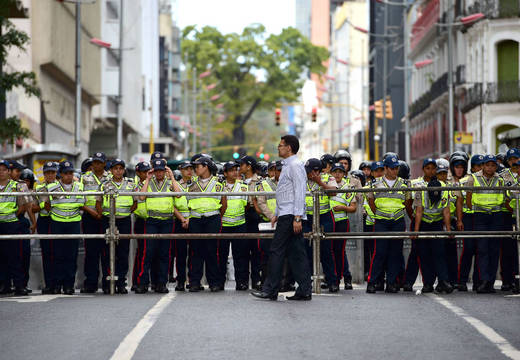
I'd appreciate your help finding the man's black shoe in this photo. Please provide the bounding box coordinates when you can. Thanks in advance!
[329,284,339,293]
[175,284,185,292]
[116,285,128,294]
[42,287,54,295]
[286,293,311,301]
[236,283,248,291]
[477,281,491,294]
[14,287,28,296]
[135,285,148,294]
[155,284,169,294]
[188,284,201,293]
[403,283,413,292]
[501,283,512,292]
[435,281,454,294]
[252,282,263,291]
[422,284,434,293]
[385,283,399,293]
[457,283,468,292]
[320,282,328,289]
[344,280,353,290]
[250,290,277,300]
[62,287,74,295]
[25,287,32,294]
[80,286,97,294]
[366,283,376,294]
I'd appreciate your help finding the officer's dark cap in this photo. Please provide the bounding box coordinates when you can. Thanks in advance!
[92,152,106,163]
[110,158,126,169]
[135,161,151,172]
[223,161,239,171]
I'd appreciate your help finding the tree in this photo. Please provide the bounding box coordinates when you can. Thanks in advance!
[0,0,40,145]
[182,24,328,146]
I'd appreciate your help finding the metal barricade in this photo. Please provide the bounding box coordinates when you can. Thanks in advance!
[1,184,519,295]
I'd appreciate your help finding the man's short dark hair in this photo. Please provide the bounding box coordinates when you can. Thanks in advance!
[281,135,299,154]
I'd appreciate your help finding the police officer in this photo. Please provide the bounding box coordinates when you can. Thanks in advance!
[329,163,357,290]
[44,161,86,295]
[131,161,150,291]
[136,159,181,294]
[81,157,93,175]
[304,158,338,292]
[34,161,59,294]
[359,161,372,179]
[0,160,30,295]
[456,154,484,291]
[18,167,37,292]
[171,161,192,291]
[413,158,453,293]
[334,149,362,205]
[81,152,110,293]
[95,159,136,294]
[239,155,262,290]
[466,155,505,293]
[187,156,227,292]
[499,148,520,292]
[366,155,413,293]
[320,154,335,174]
[221,161,248,290]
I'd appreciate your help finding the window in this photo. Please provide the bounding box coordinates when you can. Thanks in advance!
[106,0,119,20]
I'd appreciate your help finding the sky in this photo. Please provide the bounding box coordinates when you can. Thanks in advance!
[176,0,296,36]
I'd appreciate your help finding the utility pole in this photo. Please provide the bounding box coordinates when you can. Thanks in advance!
[403,4,410,163]
[116,0,124,159]
[192,68,197,154]
[183,53,189,158]
[74,3,82,156]
[382,1,388,155]
[447,0,455,155]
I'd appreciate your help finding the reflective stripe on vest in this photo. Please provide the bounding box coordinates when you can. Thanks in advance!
[36,184,50,217]
[222,181,247,226]
[146,178,174,219]
[0,180,19,222]
[373,178,406,220]
[102,181,134,217]
[82,172,105,209]
[189,177,221,218]
[49,182,84,222]
[305,181,330,215]
[174,181,190,218]
[471,174,504,213]
[421,184,448,223]
[258,179,277,221]
[330,181,353,222]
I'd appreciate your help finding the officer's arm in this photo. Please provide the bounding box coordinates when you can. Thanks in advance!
[414,206,423,233]
[95,199,103,216]
[220,196,227,216]
[130,200,137,213]
[345,200,357,213]
[456,196,464,221]
[405,199,414,220]
[466,192,472,210]
[173,207,184,221]
[139,173,152,201]
[442,206,451,231]
[368,197,376,214]
[26,203,36,231]
[170,180,182,197]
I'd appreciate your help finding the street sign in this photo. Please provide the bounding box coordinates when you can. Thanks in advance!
[454,131,473,145]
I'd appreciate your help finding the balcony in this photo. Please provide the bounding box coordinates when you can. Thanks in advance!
[456,65,466,85]
[409,72,455,119]
[461,81,520,113]
[411,0,440,50]
[467,0,520,20]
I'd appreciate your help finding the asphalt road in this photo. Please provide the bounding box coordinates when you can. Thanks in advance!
[1,283,519,360]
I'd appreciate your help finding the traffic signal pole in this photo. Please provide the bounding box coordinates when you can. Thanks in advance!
[382,0,388,155]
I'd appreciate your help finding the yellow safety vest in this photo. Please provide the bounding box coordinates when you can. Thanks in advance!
[420,181,449,223]
[146,178,174,220]
[133,180,148,219]
[81,171,107,209]
[173,181,190,219]
[471,174,504,213]
[188,176,222,218]
[0,180,19,223]
[330,180,355,222]
[305,181,330,215]
[222,181,248,227]
[48,181,84,222]
[36,183,51,217]
[257,178,277,221]
[101,179,134,218]
[373,178,407,220]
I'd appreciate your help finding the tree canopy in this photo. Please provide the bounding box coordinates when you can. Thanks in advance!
[182,24,329,146]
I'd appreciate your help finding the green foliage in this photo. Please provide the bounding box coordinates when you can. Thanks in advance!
[182,24,328,145]
[0,5,40,143]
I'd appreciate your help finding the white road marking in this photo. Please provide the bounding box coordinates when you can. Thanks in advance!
[428,294,520,360]
[110,292,176,360]
[0,294,93,303]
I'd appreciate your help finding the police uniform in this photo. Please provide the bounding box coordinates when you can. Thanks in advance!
[255,176,278,284]
[172,176,190,290]
[330,174,356,288]
[413,177,452,292]
[81,153,110,291]
[46,161,85,295]
[135,159,175,293]
[221,177,248,289]
[97,160,135,293]
[0,160,28,295]
[187,171,223,291]
[131,162,150,290]
[36,162,58,293]
[466,157,505,293]
[366,156,411,293]
[303,159,337,291]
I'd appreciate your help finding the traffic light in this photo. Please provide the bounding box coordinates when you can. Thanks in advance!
[232,152,240,159]
[385,97,393,119]
[275,108,281,126]
[311,107,317,122]
[374,100,383,119]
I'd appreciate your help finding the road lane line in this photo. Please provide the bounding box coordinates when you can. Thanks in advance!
[428,294,520,360]
[110,292,176,360]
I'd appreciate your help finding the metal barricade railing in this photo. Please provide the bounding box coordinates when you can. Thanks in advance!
[1,185,520,295]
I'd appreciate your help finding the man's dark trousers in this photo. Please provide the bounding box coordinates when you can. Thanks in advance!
[368,218,405,285]
[473,212,501,283]
[262,215,311,296]
[50,220,80,289]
